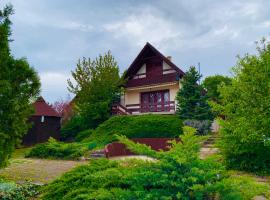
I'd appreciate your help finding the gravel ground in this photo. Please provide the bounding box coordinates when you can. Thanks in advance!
[0,148,87,184]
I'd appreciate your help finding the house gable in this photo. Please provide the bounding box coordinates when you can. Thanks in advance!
[125,42,185,88]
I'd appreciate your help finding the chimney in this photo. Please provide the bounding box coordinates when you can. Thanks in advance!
[167,56,172,61]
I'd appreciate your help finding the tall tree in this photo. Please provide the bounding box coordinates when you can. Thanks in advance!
[176,66,212,120]
[68,52,122,129]
[216,39,270,172]
[0,4,40,167]
[202,75,232,102]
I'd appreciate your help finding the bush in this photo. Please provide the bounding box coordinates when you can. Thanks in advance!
[26,138,88,160]
[183,119,212,135]
[41,127,270,200]
[85,114,183,145]
[42,128,249,200]
[75,129,93,142]
[214,40,270,173]
[0,179,40,200]
[60,115,85,141]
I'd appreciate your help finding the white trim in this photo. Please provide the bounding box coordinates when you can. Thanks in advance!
[126,82,178,91]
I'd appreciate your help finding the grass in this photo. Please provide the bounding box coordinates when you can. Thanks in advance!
[223,171,270,200]
[201,137,270,200]
[11,147,33,159]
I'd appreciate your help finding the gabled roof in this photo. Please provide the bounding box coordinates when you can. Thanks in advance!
[33,97,61,117]
[125,42,185,78]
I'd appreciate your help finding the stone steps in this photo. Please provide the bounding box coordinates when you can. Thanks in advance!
[87,149,106,159]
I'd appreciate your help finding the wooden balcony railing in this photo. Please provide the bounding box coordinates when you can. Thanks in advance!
[112,101,176,115]
[126,101,175,114]
[126,73,178,88]
[112,104,131,115]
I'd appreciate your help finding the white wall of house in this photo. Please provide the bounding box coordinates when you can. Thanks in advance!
[123,82,180,113]
[132,64,146,79]
[163,61,176,74]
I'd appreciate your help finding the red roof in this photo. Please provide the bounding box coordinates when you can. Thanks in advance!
[33,97,61,117]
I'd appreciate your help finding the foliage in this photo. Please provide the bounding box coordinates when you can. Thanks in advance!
[176,66,213,120]
[75,129,93,142]
[202,75,232,102]
[60,115,85,141]
[183,119,212,135]
[215,39,270,173]
[0,4,40,167]
[67,52,123,130]
[43,127,237,200]
[26,138,88,160]
[213,175,270,200]
[84,114,183,145]
[0,179,40,200]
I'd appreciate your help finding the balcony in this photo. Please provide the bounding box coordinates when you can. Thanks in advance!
[126,72,178,88]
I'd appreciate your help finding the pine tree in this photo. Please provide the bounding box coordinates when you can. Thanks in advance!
[176,66,212,120]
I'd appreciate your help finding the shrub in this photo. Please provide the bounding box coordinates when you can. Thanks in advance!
[87,141,97,150]
[85,114,183,145]
[26,138,88,160]
[41,128,231,200]
[75,129,93,142]
[0,179,40,200]
[214,40,270,173]
[60,115,85,141]
[183,119,212,135]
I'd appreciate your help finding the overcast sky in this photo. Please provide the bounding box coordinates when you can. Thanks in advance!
[1,0,270,102]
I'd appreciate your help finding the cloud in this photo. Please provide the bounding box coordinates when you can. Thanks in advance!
[1,0,270,102]
[103,9,180,48]
[39,72,73,103]
[15,11,94,32]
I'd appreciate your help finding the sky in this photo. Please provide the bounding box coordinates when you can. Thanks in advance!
[1,0,270,103]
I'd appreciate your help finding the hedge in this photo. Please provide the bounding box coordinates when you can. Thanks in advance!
[26,138,88,160]
[83,114,183,145]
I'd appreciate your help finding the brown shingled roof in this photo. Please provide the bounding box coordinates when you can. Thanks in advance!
[33,97,61,117]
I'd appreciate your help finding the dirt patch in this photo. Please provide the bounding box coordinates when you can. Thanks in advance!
[0,158,87,184]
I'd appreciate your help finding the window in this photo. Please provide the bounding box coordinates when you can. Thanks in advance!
[141,90,170,112]
[164,91,170,111]
[41,116,45,123]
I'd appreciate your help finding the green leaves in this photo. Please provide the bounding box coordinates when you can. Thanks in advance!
[42,131,231,200]
[81,114,183,145]
[26,138,88,160]
[0,4,40,167]
[216,39,270,173]
[67,51,123,129]
[202,75,232,103]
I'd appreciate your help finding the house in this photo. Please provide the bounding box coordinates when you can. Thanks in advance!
[22,97,61,146]
[112,42,185,115]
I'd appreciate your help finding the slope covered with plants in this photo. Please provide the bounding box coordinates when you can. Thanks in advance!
[81,114,183,145]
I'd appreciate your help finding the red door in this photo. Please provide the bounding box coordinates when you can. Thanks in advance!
[141,90,170,112]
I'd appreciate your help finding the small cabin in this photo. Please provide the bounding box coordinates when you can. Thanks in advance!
[22,97,61,146]
[112,42,185,115]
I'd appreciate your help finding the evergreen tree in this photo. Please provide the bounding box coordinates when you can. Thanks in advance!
[0,4,40,167]
[68,52,123,129]
[176,66,212,120]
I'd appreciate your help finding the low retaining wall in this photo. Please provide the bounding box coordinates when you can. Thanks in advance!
[105,138,180,158]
